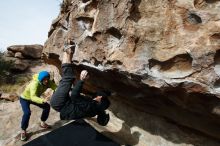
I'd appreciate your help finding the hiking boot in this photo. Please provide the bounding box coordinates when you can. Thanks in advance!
[97,111,110,126]
[20,131,27,141]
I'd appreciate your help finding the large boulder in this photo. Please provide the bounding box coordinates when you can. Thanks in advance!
[43,0,220,140]
[0,93,19,102]
[7,45,43,59]
[3,44,43,72]
[13,59,29,71]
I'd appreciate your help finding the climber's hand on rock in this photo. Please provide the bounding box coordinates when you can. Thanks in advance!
[93,96,102,103]
[80,70,89,81]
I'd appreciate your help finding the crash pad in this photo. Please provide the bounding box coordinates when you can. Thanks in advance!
[23,120,120,146]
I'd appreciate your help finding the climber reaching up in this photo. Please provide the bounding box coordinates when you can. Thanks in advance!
[50,39,110,126]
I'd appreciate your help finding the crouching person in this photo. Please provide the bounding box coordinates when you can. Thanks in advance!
[20,71,57,141]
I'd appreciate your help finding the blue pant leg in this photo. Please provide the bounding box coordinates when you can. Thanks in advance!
[20,97,31,130]
[31,102,50,122]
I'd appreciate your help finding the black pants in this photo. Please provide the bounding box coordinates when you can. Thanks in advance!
[50,63,74,112]
[50,63,109,120]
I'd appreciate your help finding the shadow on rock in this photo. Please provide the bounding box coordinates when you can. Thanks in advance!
[101,122,141,146]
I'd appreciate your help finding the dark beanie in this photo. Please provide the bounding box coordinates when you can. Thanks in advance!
[38,71,50,82]
[95,90,111,111]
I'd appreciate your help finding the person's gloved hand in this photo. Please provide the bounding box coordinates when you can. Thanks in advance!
[42,95,50,103]
[43,98,48,103]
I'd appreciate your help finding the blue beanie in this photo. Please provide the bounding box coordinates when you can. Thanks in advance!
[38,71,50,82]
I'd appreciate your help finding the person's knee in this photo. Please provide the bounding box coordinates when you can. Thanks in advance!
[23,111,31,117]
[43,103,51,111]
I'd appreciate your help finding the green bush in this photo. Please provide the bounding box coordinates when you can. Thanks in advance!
[0,52,31,93]
[0,53,13,77]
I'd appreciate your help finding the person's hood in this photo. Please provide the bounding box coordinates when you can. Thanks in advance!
[38,71,50,82]
[33,74,39,81]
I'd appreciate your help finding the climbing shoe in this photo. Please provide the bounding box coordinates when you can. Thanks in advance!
[63,41,76,54]
[20,131,27,141]
[40,122,51,129]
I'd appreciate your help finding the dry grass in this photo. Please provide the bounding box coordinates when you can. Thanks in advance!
[0,74,32,94]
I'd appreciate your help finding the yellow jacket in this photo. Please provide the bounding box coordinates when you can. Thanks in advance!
[21,74,57,104]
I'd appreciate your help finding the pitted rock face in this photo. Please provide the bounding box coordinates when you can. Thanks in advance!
[44,0,220,140]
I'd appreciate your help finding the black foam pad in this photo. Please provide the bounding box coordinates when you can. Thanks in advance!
[24,120,120,146]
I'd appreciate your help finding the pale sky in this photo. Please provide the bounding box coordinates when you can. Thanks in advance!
[0,0,61,52]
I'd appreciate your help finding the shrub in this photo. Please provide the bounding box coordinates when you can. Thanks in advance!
[0,53,13,79]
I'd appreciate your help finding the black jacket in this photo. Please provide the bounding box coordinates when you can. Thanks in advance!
[60,80,97,120]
